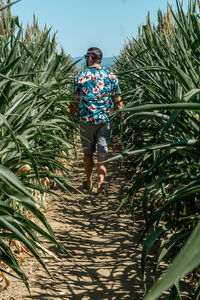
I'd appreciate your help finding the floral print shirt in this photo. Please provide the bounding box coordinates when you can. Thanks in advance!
[74,66,121,124]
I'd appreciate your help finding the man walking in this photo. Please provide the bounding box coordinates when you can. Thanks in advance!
[70,47,122,195]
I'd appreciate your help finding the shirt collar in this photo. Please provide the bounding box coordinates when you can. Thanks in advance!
[88,66,102,70]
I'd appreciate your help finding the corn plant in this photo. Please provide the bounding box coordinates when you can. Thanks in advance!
[0,0,77,292]
[113,0,200,298]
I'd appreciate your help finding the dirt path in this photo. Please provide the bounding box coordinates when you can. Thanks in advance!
[0,143,147,300]
[0,144,191,300]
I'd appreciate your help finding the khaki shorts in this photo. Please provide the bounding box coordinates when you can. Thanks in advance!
[80,121,113,154]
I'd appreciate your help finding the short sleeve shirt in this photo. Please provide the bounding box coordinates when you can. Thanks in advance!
[74,66,121,124]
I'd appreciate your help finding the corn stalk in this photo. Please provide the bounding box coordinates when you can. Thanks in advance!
[0,0,77,293]
[113,0,200,298]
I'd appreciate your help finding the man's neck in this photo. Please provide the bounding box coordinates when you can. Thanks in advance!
[89,63,101,68]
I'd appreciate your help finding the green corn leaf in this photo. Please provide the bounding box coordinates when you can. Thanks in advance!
[0,165,39,203]
[0,216,51,277]
[118,102,200,113]
[0,238,30,293]
[144,223,200,300]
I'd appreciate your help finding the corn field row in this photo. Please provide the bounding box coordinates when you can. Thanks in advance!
[112,0,200,299]
[0,0,77,294]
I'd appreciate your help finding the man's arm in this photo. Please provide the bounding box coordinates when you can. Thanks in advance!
[70,92,79,121]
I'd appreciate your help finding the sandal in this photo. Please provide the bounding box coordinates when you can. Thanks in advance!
[96,185,108,196]
[83,180,93,192]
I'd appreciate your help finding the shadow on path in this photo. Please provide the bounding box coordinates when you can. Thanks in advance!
[26,146,145,300]
[1,144,191,300]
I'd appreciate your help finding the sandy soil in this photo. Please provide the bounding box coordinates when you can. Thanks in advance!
[0,144,192,300]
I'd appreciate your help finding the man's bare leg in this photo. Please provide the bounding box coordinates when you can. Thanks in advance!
[97,153,107,193]
[83,154,93,190]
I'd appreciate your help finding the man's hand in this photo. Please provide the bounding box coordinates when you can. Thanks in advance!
[113,95,123,110]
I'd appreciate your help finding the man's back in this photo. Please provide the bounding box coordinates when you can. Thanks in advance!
[74,66,120,124]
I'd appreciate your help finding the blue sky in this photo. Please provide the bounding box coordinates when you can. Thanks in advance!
[11,0,188,58]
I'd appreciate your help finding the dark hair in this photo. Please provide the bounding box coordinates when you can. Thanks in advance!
[86,47,103,63]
